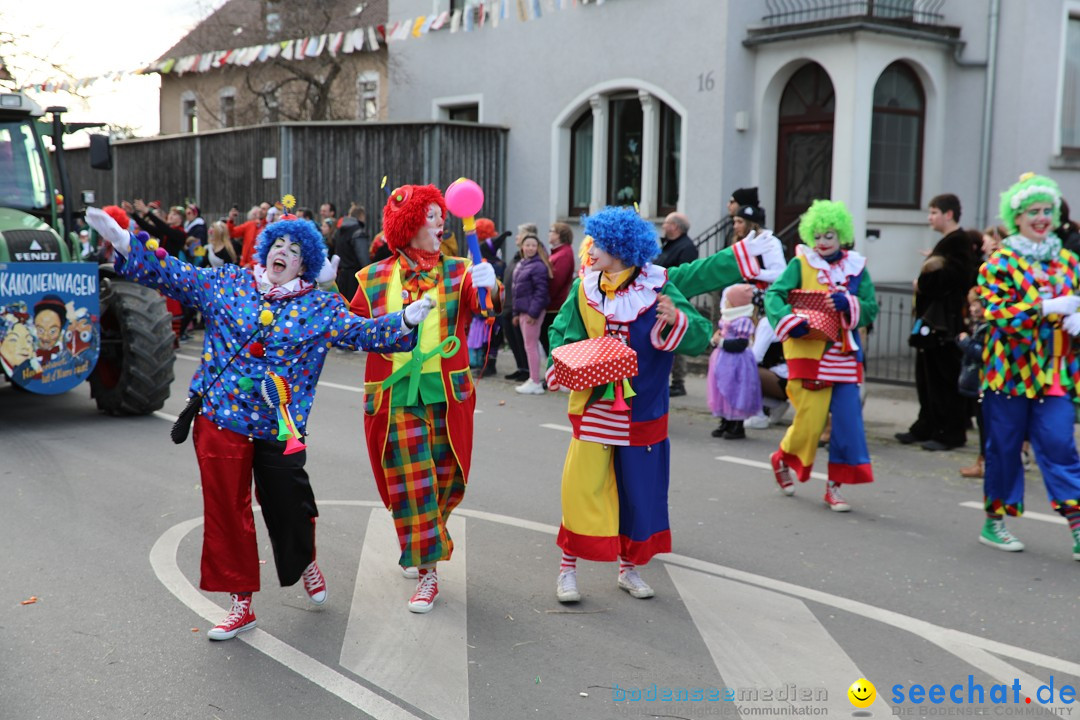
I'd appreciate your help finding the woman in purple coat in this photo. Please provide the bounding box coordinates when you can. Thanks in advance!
[512,233,553,395]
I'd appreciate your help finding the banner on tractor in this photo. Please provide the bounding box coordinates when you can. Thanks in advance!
[0,262,100,394]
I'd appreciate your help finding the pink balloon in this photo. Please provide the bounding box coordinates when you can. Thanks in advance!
[445,178,484,218]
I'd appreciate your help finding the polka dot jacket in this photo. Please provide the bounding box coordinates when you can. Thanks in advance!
[115,236,416,439]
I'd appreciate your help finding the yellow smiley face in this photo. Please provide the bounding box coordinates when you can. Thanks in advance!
[848,678,876,708]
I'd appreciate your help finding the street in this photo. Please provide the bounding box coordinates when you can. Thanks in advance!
[4,344,1080,720]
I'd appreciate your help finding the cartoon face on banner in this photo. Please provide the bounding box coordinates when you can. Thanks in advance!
[0,263,100,395]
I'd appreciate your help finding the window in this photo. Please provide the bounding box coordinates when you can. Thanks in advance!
[569,112,593,217]
[1063,16,1080,151]
[358,72,379,121]
[219,88,236,128]
[263,85,280,123]
[658,104,681,215]
[447,104,479,122]
[868,62,924,208]
[607,96,643,206]
[182,95,198,134]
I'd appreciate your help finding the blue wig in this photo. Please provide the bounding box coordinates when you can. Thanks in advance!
[583,206,660,269]
[254,219,327,283]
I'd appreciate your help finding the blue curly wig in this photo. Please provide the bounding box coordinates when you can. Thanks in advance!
[254,219,327,283]
[583,206,660,269]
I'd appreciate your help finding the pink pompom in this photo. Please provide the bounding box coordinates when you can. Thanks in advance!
[154,247,168,259]
[444,178,484,218]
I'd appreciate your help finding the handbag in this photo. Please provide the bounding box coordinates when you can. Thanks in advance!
[908,302,950,349]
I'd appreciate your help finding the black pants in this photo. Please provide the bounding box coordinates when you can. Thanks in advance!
[540,311,556,356]
[909,343,967,446]
[501,311,528,371]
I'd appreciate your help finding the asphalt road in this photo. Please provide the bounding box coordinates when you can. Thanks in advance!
[3,342,1080,720]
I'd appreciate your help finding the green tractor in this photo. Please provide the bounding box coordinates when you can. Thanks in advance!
[0,91,175,414]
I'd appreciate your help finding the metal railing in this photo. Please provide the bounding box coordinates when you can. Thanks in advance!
[761,0,946,27]
[863,282,917,386]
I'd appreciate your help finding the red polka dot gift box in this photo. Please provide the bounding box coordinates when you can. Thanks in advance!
[552,336,639,391]
[789,289,841,343]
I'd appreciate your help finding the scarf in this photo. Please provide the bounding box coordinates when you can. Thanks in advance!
[1004,234,1061,264]
[253,265,314,301]
[599,267,637,300]
[399,246,442,297]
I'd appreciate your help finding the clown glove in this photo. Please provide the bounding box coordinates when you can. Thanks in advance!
[743,229,774,255]
[316,255,340,285]
[206,245,225,268]
[1043,295,1080,317]
[404,296,436,329]
[1064,313,1080,337]
[470,261,496,289]
[85,207,131,256]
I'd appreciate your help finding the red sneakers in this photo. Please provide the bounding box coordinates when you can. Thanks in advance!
[207,593,256,641]
[408,570,439,613]
[770,450,795,496]
[824,483,851,512]
[302,561,327,605]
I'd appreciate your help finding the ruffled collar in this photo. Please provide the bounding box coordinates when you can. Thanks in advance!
[1004,233,1061,263]
[581,263,667,323]
[797,245,866,288]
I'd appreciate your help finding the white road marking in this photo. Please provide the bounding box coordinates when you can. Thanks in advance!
[153,411,179,423]
[958,500,1066,525]
[716,454,829,482]
[152,502,1080,718]
[667,565,890,716]
[539,423,572,433]
[340,510,469,720]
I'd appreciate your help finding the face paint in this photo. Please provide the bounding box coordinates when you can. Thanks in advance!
[1016,202,1054,242]
[409,203,445,252]
[265,236,304,285]
[813,229,840,257]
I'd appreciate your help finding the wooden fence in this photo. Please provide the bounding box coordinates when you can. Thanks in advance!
[64,121,509,231]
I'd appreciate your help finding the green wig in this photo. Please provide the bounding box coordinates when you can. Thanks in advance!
[798,199,854,248]
[999,173,1061,235]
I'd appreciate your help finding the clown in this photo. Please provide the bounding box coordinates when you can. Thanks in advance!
[976,173,1080,558]
[546,206,711,603]
[351,184,499,613]
[33,294,68,364]
[85,206,425,641]
[0,305,38,379]
[764,199,878,511]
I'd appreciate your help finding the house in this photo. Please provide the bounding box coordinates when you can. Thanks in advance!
[385,0,1080,283]
[152,0,389,135]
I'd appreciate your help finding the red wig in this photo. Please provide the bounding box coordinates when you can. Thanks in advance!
[474,217,496,241]
[102,205,130,231]
[382,184,446,251]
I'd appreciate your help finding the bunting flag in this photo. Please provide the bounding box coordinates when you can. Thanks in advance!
[19,0,605,91]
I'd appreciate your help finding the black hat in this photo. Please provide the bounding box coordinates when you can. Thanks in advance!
[738,204,766,227]
[731,187,759,208]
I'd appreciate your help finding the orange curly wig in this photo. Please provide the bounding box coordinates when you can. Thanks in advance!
[382,184,446,251]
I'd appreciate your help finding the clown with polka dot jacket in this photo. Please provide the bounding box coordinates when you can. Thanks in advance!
[86,206,429,642]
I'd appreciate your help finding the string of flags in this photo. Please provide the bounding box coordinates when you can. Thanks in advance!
[14,0,607,91]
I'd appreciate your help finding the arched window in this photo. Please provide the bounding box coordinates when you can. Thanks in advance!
[776,62,835,232]
[568,111,593,217]
[868,62,925,208]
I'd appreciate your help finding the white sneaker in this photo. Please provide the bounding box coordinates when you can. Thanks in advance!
[744,413,770,430]
[556,570,581,603]
[515,379,545,395]
[770,400,791,425]
[401,566,419,579]
[617,569,655,599]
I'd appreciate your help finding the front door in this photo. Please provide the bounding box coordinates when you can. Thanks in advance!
[775,63,835,238]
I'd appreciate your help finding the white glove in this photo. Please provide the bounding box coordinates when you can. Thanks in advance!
[316,255,340,284]
[470,261,496,289]
[403,296,435,328]
[1064,313,1080,336]
[743,229,774,255]
[1042,295,1080,317]
[85,207,131,256]
[206,245,225,268]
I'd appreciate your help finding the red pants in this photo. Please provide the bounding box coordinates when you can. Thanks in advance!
[192,415,318,592]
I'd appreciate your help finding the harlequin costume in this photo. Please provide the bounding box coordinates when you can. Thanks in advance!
[90,207,415,640]
[763,200,878,511]
[546,207,711,603]
[351,184,499,612]
[975,173,1080,558]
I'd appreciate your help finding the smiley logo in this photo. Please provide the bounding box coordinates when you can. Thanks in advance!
[848,678,876,708]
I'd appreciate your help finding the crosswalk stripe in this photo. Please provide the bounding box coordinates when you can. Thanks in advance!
[716,454,829,481]
[667,565,890,716]
[540,423,572,432]
[958,500,1065,525]
[339,509,470,720]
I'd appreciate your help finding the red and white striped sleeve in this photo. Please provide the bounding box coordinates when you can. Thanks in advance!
[773,313,804,341]
[840,292,860,329]
[650,310,688,351]
[732,241,762,280]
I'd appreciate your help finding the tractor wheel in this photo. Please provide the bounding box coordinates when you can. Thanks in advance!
[89,278,176,415]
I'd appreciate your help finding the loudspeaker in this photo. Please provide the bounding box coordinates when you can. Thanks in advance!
[89,134,112,170]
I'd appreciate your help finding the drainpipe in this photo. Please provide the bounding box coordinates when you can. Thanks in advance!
[976,0,1001,229]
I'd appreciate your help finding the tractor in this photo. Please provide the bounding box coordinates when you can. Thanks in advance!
[0,91,175,414]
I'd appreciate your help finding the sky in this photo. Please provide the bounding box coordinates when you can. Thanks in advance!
[2,0,223,142]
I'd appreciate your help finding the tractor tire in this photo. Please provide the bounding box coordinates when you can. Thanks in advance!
[89,278,176,415]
